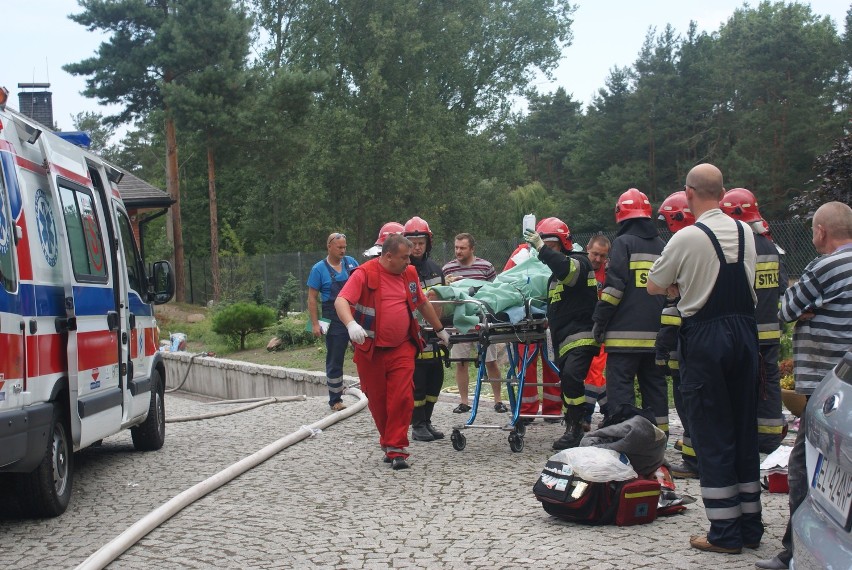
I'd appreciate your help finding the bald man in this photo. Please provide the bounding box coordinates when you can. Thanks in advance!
[756,201,852,570]
[648,163,762,555]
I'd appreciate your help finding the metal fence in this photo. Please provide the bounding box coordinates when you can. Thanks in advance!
[183,219,816,309]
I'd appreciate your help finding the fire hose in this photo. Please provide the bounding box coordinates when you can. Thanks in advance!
[74,387,367,570]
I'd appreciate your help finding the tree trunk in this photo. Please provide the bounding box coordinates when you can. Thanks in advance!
[207,137,221,302]
[164,113,186,302]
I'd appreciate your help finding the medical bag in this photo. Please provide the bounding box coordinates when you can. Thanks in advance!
[533,460,624,525]
[614,478,661,526]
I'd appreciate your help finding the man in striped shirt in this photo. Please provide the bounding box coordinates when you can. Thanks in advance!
[757,201,852,570]
[442,233,507,413]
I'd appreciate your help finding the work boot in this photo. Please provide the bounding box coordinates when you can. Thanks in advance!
[424,402,444,439]
[411,423,435,441]
[552,405,585,450]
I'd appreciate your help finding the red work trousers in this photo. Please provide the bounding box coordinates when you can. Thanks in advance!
[355,341,416,459]
[518,343,562,415]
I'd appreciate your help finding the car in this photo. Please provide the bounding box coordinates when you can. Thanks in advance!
[791,350,852,569]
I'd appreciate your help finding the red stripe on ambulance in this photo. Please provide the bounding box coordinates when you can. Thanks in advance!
[77,330,119,371]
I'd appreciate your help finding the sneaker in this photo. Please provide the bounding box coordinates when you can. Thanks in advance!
[453,403,471,413]
[493,402,508,413]
[330,401,347,411]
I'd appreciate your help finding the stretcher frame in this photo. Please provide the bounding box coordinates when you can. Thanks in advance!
[421,298,552,452]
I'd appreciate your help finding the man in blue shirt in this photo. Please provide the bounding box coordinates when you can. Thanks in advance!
[307,232,359,410]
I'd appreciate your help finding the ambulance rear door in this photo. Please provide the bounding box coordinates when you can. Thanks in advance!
[38,134,122,449]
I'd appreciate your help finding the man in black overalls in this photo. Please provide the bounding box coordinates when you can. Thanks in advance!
[648,163,763,555]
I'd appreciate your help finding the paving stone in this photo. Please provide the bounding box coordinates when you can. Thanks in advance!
[0,391,795,569]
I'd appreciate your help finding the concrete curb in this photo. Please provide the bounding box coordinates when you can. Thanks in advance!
[161,351,360,400]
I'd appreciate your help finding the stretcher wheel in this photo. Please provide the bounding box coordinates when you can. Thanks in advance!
[451,430,466,451]
[515,422,527,437]
[508,433,524,453]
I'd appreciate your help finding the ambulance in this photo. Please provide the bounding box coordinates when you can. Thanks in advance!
[0,87,174,516]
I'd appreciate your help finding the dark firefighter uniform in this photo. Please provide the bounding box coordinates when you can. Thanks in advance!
[410,252,446,440]
[537,245,600,450]
[593,219,668,431]
[655,300,698,474]
[753,232,788,454]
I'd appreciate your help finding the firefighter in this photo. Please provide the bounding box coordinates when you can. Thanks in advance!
[404,216,447,442]
[655,191,698,477]
[503,229,562,423]
[720,188,787,454]
[363,222,405,259]
[592,189,668,432]
[524,218,599,450]
[583,234,611,430]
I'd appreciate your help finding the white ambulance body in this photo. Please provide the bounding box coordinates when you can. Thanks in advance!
[0,89,174,516]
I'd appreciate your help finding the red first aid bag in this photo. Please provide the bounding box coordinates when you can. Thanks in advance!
[615,479,661,526]
[533,460,624,525]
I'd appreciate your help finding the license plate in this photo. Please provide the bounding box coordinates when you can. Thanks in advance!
[811,452,852,530]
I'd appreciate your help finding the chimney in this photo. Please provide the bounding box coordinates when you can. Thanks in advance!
[17,83,54,128]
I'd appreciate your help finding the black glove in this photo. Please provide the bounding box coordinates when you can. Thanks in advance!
[592,322,605,344]
[655,350,670,368]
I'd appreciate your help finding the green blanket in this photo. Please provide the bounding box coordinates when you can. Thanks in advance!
[428,255,552,333]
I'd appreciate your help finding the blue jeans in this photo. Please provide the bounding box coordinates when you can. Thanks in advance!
[326,331,349,406]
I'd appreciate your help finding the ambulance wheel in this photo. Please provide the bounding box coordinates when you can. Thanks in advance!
[20,402,73,517]
[451,430,466,451]
[508,433,524,453]
[131,369,166,451]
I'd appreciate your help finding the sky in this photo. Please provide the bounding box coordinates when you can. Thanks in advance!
[4,1,850,135]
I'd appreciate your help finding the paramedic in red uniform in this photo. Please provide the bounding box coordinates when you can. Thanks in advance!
[648,163,763,554]
[335,234,449,470]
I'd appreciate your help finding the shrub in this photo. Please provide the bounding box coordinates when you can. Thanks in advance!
[251,283,267,306]
[211,302,277,349]
[270,314,316,350]
[276,273,301,316]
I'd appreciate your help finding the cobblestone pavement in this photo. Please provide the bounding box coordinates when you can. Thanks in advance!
[1,391,793,569]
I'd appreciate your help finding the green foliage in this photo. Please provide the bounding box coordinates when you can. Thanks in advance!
[780,321,794,361]
[211,302,277,349]
[276,273,301,315]
[251,284,267,306]
[792,130,852,217]
[270,314,316,350]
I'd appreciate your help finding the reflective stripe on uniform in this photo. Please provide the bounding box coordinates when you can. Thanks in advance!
[558,331,598,357]
[757,322,781,340]
[603,330,657,349]
[757,417,785,434]
[601,286,622,306]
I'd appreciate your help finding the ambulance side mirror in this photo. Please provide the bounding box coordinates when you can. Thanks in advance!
[149,260,175,305]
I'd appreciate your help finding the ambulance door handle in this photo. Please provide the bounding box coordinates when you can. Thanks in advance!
[107,311,119,331]
[129,313,136,329]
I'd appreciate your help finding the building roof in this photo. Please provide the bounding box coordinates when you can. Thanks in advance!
[117,170,174,210]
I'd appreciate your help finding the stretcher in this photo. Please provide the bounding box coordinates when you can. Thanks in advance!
[421,297,551,452]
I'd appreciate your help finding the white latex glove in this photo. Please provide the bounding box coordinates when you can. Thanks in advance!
[346,321,367,344]
[524,229,545,251]
[435,328,451,346]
